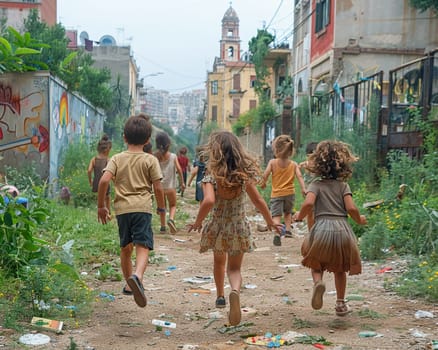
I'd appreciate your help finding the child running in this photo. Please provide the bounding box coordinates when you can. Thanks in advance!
[292,140,367,316]
[260,135,306,246]
[177,146,190,197]
[88,134,112,214]
[97,114,166,308]
[187,146,206,204]
[188,131,281,326]
[155,131,185,234]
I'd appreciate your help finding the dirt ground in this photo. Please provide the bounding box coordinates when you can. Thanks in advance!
[2,186,437,350]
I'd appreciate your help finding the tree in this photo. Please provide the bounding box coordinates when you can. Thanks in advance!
[409,0,438,12]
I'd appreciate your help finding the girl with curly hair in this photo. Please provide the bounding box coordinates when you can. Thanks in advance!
[188,131,281,326]
[293,140,367,316]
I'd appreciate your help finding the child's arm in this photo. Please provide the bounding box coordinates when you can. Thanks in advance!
[293,191,316,222]
[174,156,185,191]
[344,194,367,225]
[188,182,215,231]
[87,157,95,186]
[294,161,307,197]
[152,179,166,226]
[187,166,198,186]
[97,170,112,224]
[260,160,273,189]
[246,182,282,233]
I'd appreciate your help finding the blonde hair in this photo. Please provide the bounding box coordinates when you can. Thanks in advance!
[205,131,260,187]
[273,134,294,159]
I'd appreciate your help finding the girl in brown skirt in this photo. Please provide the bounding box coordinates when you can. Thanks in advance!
[292,140,367,316]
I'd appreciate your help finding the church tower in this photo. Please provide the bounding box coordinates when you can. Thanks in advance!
[220,5,240,62]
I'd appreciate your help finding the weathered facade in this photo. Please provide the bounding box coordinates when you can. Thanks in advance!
[0,71,105,188]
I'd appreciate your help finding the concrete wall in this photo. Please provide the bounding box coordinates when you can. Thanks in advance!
[0,71,105,188]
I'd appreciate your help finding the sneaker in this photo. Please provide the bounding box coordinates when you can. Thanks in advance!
[126,275,147,308]
[311,280,326,310]
[215,296,226,308]
[159,226,167,234]
[273,235,281,246]
[335,299,352,316]
[228,290,241,326]
[168,219,177,234]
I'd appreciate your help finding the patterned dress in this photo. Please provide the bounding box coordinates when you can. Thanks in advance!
[199,175,255,256]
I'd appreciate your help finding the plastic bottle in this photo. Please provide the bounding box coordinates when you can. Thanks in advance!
[151,319,176,328]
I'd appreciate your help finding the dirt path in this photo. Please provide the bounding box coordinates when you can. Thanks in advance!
[6,186,438,349]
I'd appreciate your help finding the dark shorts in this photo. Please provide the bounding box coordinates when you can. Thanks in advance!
[270,194,295,217]
[116,212,154,249]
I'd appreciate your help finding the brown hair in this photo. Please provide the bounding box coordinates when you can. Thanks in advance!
[97,134,112,154]
[123,113,152,145]
[273,134,294,159]
[307,140,358,181]
[205,130,260,187]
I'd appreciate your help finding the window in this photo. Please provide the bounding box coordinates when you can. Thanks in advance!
[233,74,241,91]
[228,46,234,58]
[227,29,233,37]
[315,0,330,33]
[211,80,218,95]
[232,99,240,117]
[212,106,217,122]
[250,75,256,88]
[298,78,303,93]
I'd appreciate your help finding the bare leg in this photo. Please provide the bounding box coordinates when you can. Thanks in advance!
[284,212,292,232]
[165,189,177,221]
[213,252,226,298]
[227,253,244,325]
[120,243,134,289]
[311,269,323,283]
[334,271,347,300]
[134,244,150,283]
[227,253,244,292]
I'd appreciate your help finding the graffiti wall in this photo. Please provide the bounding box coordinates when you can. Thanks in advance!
[0,71,105,188]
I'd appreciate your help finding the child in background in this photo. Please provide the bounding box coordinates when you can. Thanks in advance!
[97,114,166,308]
[88,134,112,214]
[155,132,185,234]
[188,131,281,326]
[261,135,306,246]
[188,146,206,203]
[299,141,318,230]
[177,146,190,197]
[293,140,367,316]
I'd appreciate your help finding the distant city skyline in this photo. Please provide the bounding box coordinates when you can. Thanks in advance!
[58,0,293,92]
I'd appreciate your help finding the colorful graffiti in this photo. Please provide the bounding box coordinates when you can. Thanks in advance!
[0,83,49,154]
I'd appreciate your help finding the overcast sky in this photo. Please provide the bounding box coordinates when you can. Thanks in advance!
[58,0,294,92]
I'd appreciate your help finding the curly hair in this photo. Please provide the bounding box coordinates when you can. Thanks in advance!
[205,131,260,187]
[272,134,294,159]
[307,140,358,181]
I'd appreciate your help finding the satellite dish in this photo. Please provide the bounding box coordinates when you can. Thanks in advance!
[79,31,89,45]
[99,35,117,46]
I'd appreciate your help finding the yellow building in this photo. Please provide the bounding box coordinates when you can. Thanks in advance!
[206,5,258,131]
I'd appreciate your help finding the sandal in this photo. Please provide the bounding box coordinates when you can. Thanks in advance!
[228,290,241,326]
[122,286,133,296]
[127,275,147,308]
[168,219,177,234]
[215,296,226,308]
[311,280,326,310]
[335,299,352,316]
